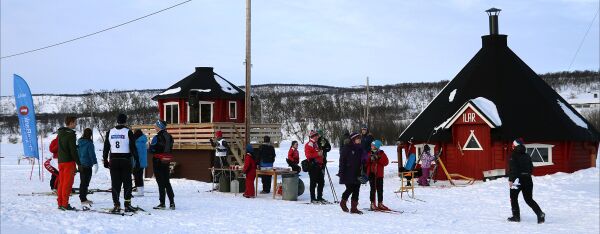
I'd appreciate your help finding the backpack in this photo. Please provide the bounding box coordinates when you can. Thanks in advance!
[301,159,309,172]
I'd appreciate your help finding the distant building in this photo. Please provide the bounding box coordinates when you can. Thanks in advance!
[565,92,600,114]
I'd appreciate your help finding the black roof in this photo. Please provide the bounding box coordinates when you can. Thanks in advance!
[399,35,600,142]
[152,67,245,101]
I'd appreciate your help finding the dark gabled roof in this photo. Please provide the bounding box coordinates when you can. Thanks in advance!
[399,35,600,142]
[152,67,245,101]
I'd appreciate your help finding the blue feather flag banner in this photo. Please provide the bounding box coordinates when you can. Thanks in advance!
[13,74,39,159]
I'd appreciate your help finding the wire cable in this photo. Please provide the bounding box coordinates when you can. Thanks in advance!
[567,7,599,71]
[1,0,192,59]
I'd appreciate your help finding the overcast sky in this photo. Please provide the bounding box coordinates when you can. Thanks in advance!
[1,0,598,95]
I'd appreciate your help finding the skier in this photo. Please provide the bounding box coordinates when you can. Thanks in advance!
[45,135,59,193]
[305,130,326,203]
[507,138,545,223]
[338,132,366,214]
[209,130,229,184]
[102,114,139,213]
[258,136,276,194]
[56,116,80,211]
[417,145,435,186]
[133,129,148,197]
[151,120,176,210]
[366,140,390,210]
[243,144,257,198]
[286,141,301,173]
[77,128,98,206]
[360,125,374,152]
[317,130,331,165]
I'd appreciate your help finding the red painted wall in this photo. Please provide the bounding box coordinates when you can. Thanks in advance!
[157,98,245,124]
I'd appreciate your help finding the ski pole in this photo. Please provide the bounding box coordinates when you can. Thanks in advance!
[325,166,339,203]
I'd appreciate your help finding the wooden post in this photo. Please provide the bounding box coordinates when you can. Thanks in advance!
[366,76,370,127]
[244,0,252,148]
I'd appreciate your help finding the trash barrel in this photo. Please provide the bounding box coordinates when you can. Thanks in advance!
[298,178,305,196]
[282,174,299,201]
[230,179,239,194]
[219,175,231,193]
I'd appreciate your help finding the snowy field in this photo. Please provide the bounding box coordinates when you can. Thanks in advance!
[1,140,599,234]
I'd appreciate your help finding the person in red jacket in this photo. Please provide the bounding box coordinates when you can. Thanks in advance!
[45,135,60,192]
[367,140,389,210]
[286,141,300,173]
[305,130,326,203]
[243,144,257,198]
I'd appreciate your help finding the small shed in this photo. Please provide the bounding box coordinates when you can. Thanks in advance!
[397,9,600,181]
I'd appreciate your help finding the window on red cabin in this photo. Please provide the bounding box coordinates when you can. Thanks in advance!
[229,101,237,119]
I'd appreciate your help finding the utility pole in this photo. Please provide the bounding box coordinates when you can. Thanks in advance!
[244,0,252,147]
[366,76,370,127]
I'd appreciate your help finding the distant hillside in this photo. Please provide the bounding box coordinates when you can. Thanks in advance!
[1,70,598,145]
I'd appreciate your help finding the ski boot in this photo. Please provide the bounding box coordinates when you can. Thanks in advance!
[110,204,121,214]
[81,200,93,206]
[153,203,166,210]
[378,202,390,211]
[59,204,77,211]
[350,200,363,214]
[370,202,379,211]
[537,212,545,224]
[508,209,520,222]
[340,199,349,212]
[317,198,330,204]
[124,201,137,212]
[169,202,176,210]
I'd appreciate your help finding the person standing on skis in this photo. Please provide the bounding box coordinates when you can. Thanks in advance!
[507,138,545,223]
[56,116,80,211]
[133,129,148,197]
[366,140,389,210]
[77,128,98,207]
[210,130,229,184]
[305,130,326,203]
[103,114,139,213]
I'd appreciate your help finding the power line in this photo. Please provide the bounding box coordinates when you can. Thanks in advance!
[567,7,599,71]
[1,0,192,59]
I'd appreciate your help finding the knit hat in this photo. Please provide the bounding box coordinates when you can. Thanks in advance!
[156,120,167,130]
[350,132,360,140]
[216,130,223,138]
[424,144,431,152]
[246,144,254,153]
[317,129,324,136]
[361,125,368,130]
[309,130,319,138]
[263,135,270,143]
[117,113,127,124]
[372,140,383,149]
[513,138,524,147]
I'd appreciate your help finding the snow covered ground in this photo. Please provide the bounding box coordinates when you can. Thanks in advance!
[1,140,599,234]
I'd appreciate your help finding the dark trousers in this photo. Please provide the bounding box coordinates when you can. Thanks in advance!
[341,184,360,201]
[213,156,229,183]
[369,175,384,203]
[308,167,325,200]
[510,176,543,217]
[134,168,144,188]
[154,158,174,204]
[79,166,92,202]
[261,175,272,193]
[50,173,58,190]
[110,158,133,205]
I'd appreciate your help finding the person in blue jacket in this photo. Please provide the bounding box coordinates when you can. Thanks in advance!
[77,128,98,206]
[133,129,148,197]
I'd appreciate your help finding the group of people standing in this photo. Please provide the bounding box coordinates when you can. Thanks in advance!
[47,114,176,213]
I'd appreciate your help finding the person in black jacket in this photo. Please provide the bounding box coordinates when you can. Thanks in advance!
[102,114,139,213]
[507,138,545,223]
[258,136,276,194]
[317,130,331,166]
[151,120,176,210]
[360,125,374,152]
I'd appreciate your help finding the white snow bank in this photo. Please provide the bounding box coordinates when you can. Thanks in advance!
[472,97,502,126]
[215,76,239,94]
[449,89,457,102]
[557,100,588,129]
[191,89,211,93]
[158,87,181,96]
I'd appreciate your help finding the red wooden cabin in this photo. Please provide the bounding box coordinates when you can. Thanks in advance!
[398,9,599,181]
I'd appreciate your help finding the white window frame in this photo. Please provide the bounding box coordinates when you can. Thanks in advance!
[415,143,436,165]
[199,101,214,123]
[163,102,179,124]
[462,130,483,151]
[524,143,554,167]
[186,102,198,123]
[229,101,237,119]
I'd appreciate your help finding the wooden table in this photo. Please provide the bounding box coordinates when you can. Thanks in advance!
[255,169,297,199]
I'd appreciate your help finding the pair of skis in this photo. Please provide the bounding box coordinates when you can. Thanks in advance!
[66,206,150,216]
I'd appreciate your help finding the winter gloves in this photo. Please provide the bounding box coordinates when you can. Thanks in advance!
[103,159,110,169]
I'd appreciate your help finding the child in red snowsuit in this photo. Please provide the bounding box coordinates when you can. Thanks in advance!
[366,140,389,210]
[243,144,257,198]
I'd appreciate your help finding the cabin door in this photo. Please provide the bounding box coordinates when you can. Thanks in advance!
[453,124,491,180]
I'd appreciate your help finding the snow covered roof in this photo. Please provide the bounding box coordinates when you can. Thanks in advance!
[399,34,599,142]
[153,67,245,100]
[440,97,502,130]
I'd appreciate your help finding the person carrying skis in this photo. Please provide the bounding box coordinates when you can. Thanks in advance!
[45,134,59,193]
[258,136,276,194]
[305,130,326,203]
[360,125,374,152]
[366,140,389,210]
[317,130,331,165]
[338,132,366,214]
[507,138,545,223]
[77,128,98,206]
[102,114,139,213]
[151,120,175,210]
[417,145,435,186]
[209,130,229,184]
[133,129,148,197]
[56,116,80,211]
[243,144,257,198]
[286,141,301,173]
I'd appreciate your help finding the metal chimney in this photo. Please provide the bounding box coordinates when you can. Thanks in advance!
[485,8,501,35]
